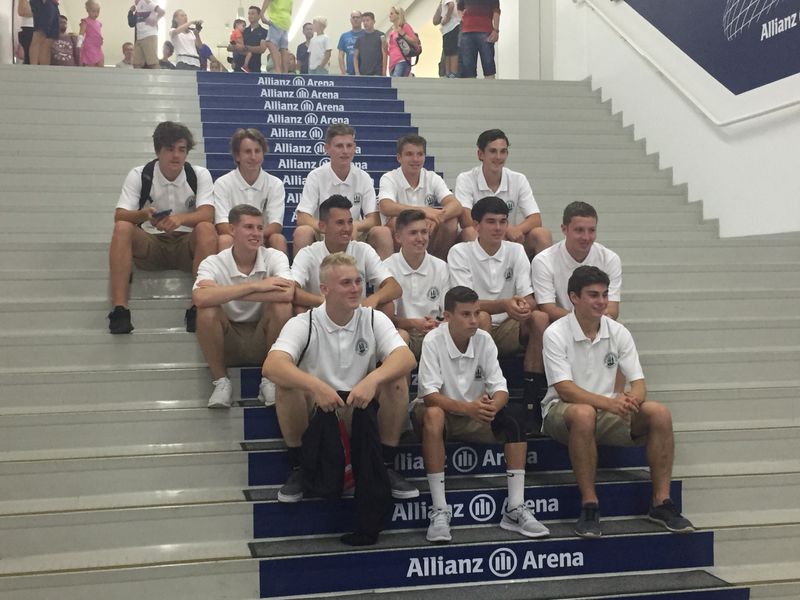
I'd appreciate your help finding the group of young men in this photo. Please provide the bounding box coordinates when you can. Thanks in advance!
[108,119,693,545]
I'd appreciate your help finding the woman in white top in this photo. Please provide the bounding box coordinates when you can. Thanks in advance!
[17,0,35,64]
[169,9,203,70]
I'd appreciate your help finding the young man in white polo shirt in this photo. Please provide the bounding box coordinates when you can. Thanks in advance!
[193,205,294,408]
[291,195,402,310]
[264,253,419,505]
[213,128,288,255]
[448,196,550,432]
[456,129,552,258]
[532,201,622,323]
[294,123,392,259]
[542,265,694,538]
[108,121,217,334]
[382,209,450,358]
[414,286,550,543]
[378,134,462,260]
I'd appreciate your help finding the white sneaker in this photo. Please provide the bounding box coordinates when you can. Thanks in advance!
[426,506,452,543]
[207,377,232,408]
[500,504,550,538]
[258,377,276,406]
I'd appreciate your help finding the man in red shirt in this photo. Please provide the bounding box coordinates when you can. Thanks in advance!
[457,0,500,79]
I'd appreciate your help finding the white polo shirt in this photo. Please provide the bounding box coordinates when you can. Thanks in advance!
[271,305,406,391]
[541,312,644,418]
[193,247,293,323]
[417,324,507,402]
[447,240,534,325]
[383,251,449,320]
[296,163,377,221]
[455,166,540,227]
[291,240,392,297]
[531,240,622,310]
[213,168,286,227]
[116,162,214,234]
[378,168,453,224]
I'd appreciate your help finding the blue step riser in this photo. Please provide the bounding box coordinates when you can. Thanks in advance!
[204,139,401,155]
[201,124,417,140]
[200,97,405,113]
[206,155,433,172]
[247,442,647,486]
[258,532,714,597]
[252,481,682,538]
[209,169,444,187]
[202,109,412,127]
[197,71,394,88]
[606,593,749,600]
[198,83,399,100]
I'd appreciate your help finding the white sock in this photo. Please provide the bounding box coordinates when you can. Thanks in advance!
[427,472,447,510]
[507,469,525,510]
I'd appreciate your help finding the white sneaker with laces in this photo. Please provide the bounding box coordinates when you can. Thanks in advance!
[207,377,233,409]
[258,377,277,406]
[500,504,550,538]
[426,506,452,543]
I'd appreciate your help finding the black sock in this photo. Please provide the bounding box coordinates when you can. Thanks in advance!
[340,531,378,546]
[523,372,548,402]
[287,446,302,470]
[381,444,397,469]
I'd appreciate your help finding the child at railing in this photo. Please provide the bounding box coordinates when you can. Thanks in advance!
[79,0,104,67]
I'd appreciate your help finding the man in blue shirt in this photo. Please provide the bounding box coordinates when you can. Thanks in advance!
[337,10,364,75]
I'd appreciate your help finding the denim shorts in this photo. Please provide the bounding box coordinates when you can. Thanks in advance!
[459,31,495,78]
[390,60,411,77]
[267,23,289,50]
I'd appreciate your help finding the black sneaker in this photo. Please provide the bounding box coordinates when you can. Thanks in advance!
[185,305,197,333]
[108,306,134,334]
[648,499,695,533]
[387,468,419,499]
[575,502,602,538]
[277,468,303,503]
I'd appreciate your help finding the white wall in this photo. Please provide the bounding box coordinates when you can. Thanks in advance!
[552,1,800,237]
[1,0,14,64]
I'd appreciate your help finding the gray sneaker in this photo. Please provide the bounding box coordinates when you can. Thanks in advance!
[500,504,550,538]
[648,499,695,533]
[277,468,303,503]
[426,506,452,543]
[575,502,602,538]
[387,468,419,499]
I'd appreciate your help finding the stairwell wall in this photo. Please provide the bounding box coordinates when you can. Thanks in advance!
[548,1,800,237]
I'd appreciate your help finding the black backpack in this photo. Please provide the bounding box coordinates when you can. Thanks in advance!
[138,159,198,210]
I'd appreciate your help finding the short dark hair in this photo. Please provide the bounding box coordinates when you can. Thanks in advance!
[229,204,263,224]
[319,195,353,221]
[567,265,610,299]
[230,128,268,157]
[395,209,426,231]
[471,196,509,223]
[249,5,261,14]
[444,286,479,313]
[476,129,509,151]
[397,134,427,155]
[152,121,195,154]
[325,123,356,142]
[233,18,246,28]
[362,11,375,19]
[562,201,598,226]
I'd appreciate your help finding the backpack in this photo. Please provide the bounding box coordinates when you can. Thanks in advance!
[138,159,197,210]
[396,31,422,66]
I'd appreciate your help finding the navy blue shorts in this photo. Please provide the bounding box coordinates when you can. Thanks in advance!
[31,0,60,39]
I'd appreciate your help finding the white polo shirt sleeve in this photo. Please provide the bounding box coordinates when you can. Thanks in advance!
[531,248,558,305]
[360,243,392,289]
[615,324,644,382]
[446,243,473,288]
[478,334,508,397]
[514,173,539,217]
[417,334,444,398]
[454,170,475,209]
[193,167,215,208]
[377,170,399,205]
[604,248,623,303]
[270,312,312,362]
[356,169,378,216]
[430,171,454,204]
[264,174,287,226]
[290,246,315,289]
[193,254,222,288]
[116,167,145,212]
[212,172,234,225]
[542,324,573,388]
[510,243,534,297]
[297,167,322,218]
[373,310,407,360]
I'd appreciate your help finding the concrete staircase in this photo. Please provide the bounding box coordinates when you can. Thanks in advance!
[0,65,797,598]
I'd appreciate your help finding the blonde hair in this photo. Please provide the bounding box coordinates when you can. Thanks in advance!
[85,0,100,10]
[319,252,357,283]
[390,6,407,27]
[313,16,328,29]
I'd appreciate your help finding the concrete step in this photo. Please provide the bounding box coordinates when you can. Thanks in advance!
[0,269,192,299]
[622,288,800,319]
[401,94,609,110]
[0,81,198,97]
[412,116,629,134]
[623,262,800,289]
[0,96,200,113]
[423,146,657,164]
[394,78,598,97]
[713,524,800,588]
[610,238,800,263]
[437,160,667,179]
[0,64,198,84]
[0,110,202,127]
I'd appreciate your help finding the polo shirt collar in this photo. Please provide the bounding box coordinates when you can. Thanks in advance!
[155,162,186,187]
[234,168,265,191]
[566,311,610,344]
[318,302,359,333]
[477,166,508,194]
[400,168,424,191]
[444,323,476,359]
[398,250,431,276]
[473,239,505,263]
[223,247,268,278]
[327,163,353,185]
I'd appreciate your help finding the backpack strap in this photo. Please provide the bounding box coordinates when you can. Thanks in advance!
[138,160,198,210]
[296,309,314,365]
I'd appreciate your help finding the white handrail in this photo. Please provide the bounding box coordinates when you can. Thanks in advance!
[579,0,800,127]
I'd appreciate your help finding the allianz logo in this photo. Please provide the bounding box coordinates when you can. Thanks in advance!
[260,88,340,100]
[263,101,345,112]
[392,494,559,524]
[256,76,335,88]
[406,547,584,578]
[394,447,539,474]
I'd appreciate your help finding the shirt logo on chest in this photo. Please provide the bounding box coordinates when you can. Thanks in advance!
[504,267,514,281]
[355,338,370,356]
[185,195,196,209]
[352,193,362,205]
[474,366,484,380]
[506,200,515,211]
[427,286,440,301]
[424,193,436,207]
[604,352,618,368]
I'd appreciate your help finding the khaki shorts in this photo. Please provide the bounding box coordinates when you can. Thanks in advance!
[491,318,524,356]
[542,400,646,447]
[223,319,269,367]
[133,231,194,272]
[406,330,426,359]
[134,36,159,68]
[411,398,503,444]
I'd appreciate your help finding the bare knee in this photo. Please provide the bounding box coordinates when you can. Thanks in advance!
[196,306,223,330]
[217,234,233,252]
[477,311,492,331]
[640,401,673,432]
[398,328,410,344]
[112,220,136,242]
[565,404,598,435]
[422,405,446,433]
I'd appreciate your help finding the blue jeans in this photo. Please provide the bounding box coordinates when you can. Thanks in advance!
[459,31,496,78]
[390,60,411,77]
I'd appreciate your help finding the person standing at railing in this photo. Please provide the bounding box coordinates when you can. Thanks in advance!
[385,5,419,77]
[457,0,499,79]
[261,0,293,73]
[79,0,104,67]
[16,0,35,64]
[169,9,203,70]
[28,0,60,65]
[50,14,79,66]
